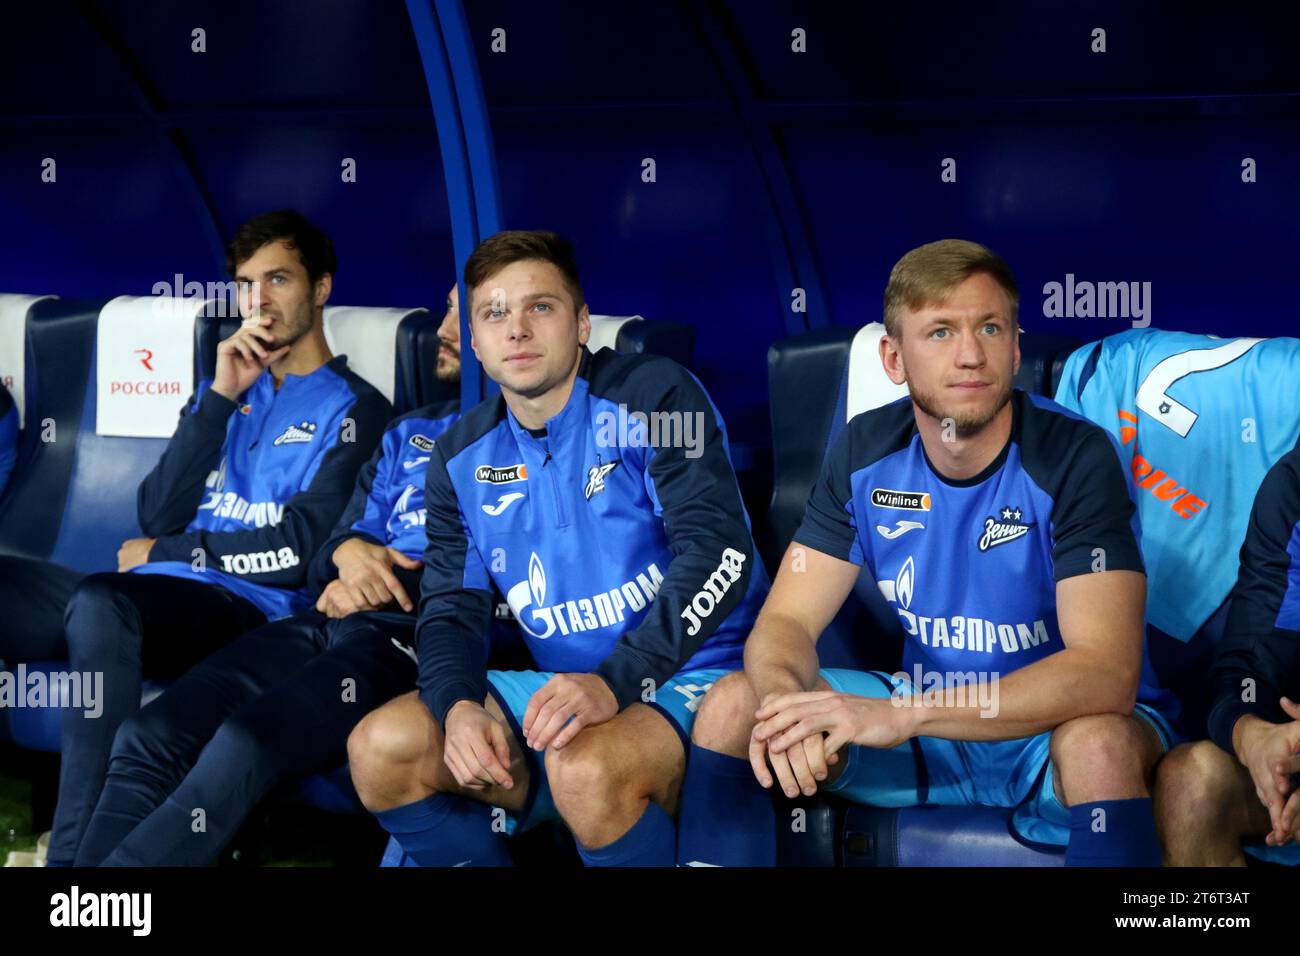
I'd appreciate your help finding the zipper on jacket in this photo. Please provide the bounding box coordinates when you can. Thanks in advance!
[540,441,568,528]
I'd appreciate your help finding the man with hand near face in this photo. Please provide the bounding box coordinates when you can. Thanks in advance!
[72,285,467,867]
[42,209,391,867]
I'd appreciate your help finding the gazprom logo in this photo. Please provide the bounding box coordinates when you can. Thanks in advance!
[878,555,915,610]
[528,551,546,608]
[895,556,914,611]
[506,551,663,641]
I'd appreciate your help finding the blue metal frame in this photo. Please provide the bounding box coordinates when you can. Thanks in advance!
[436,0,504,239]
[406,0,503,409]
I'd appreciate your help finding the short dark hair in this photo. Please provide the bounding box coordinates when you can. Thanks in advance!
[463,230,585,315]
[226,210,337,284]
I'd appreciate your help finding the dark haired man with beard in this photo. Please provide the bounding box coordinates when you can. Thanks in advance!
[70,285,467,867]
[23,210,391,866]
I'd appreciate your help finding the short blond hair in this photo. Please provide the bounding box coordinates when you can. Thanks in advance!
[882,239,1019,339]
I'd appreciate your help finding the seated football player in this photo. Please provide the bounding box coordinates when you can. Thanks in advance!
[70,285,466,867]
[677,238,1179,867]
[346,230,767,867]
[0,381,16,498]
[40,210,392,867]
[1155,446,1300,866]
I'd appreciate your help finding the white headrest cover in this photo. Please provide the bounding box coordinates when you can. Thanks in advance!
[96,295,203,438]
[323,306,421,404]
[586,314,644,354]
[846,322,909,422]
[0,293,57,428]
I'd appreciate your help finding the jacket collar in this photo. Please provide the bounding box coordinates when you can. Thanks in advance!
[503,348,593,444]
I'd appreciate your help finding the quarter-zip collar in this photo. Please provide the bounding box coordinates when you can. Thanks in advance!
[502,348,592,449]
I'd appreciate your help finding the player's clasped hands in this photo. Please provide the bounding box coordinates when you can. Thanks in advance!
[1238,697,1300,848]
[318,538,422,618]
[750,690,914,799]
[522,673,618,751]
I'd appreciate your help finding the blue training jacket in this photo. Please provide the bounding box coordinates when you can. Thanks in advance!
[308,400,461,594]
[415,347,769,725]
[136,354,392,619]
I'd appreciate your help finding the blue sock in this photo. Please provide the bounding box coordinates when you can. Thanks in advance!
[576,800,675,867]
[1065,798,1162,867]
[676,744,776,867]
[374,793,514,867]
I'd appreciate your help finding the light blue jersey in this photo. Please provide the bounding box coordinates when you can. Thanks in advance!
[1055,329,1300,641]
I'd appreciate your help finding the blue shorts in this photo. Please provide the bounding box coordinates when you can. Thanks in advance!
[485,667,730,834]
[1243,843,1300,865]
[818,668,1180,848]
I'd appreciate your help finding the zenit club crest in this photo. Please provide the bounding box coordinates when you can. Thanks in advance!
[978,506,1034,552]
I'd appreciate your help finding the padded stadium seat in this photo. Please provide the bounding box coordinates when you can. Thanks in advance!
[587,314,696,369]
[196,304,437,414]
[764,322,1082,866]
[0,293,57,447]
[0,296,214,570]
[842,805,1063,867]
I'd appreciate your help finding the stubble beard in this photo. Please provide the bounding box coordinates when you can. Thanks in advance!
[908,377,1013,438]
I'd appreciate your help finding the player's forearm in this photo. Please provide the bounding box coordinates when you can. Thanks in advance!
[137,389,233,535]
[908,645,1138,742]
[1230,714,1272,765]
[744,609,821,702]
[417,592,493,728]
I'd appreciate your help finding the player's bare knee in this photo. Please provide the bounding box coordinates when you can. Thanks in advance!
[545,731,630,816]
[1050,713,1153,800]
[1155,741,1239,831]
[692,671,757,756]
[348,698,440,808]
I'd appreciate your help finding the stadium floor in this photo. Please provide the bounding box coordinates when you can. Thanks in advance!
[1,768,36,856]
